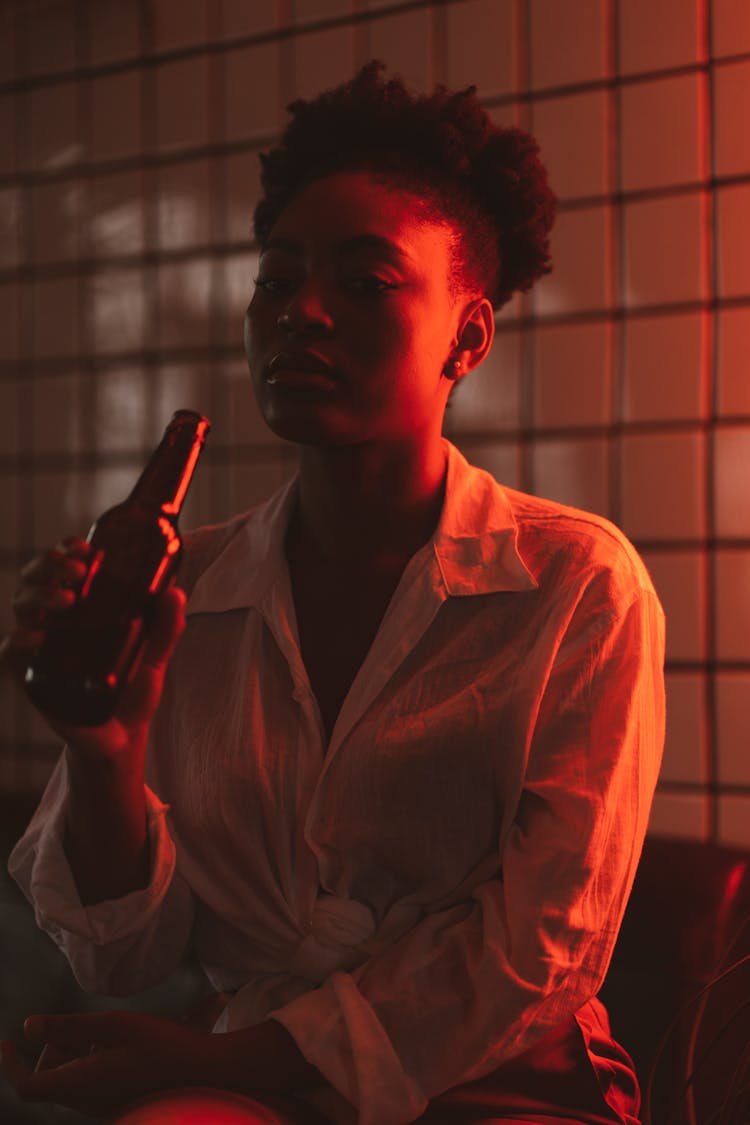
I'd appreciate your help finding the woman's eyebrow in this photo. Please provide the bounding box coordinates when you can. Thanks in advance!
[262,234,413,261]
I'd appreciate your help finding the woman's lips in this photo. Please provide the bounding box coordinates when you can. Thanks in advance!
[265,351,339,391]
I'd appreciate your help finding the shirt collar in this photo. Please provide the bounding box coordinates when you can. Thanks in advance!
[186,440,537,617]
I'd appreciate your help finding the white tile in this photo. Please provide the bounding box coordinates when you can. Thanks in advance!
[364,8,433,94]
[32,276,79,359]
[0,187,23,269]
[291,23,358,101]
[21,0,78,77]
[292,0,353,19]
[717,307,750,416]
[712,0,750,58]
[530,0,607,90]
[459,441,520,488]
[220,250,258,346]
[623,192,707,307]
[90,70,143,161]
[647,790,709,841]
[31,469,91,547]
[531,437,610,517]
[446,0,515,99]
[643,551,706,662]
[445,329,522,435]
[0,475,19,554]
[717,795,750,851]
[0,94,16,177]
[94,367,150,454]
[0,3,16,83]
[89,267,147,356]
[714,549,750,662]
[716,672,750,786]
[88,0,142,65]
[221,0,280,38]
[158,259,214,348]
[618,0,701,74]
[89,170,145,259]
[224,150,263,245]
[620,431,706,541]
[152,0,208,51]
[717,183,750,300]
[27,81,81,171]
[152,365,216,445]
[531,89,607,200]
[623,312,707,423]
[0,377,20,457]
[157,159,214,250]
[0,281,21,362]
[32,373,83,455]
[533,320,612,428]
[621,73,703,192]
[533,206,612,316]
[30,178,82,263]
[714,60,750,177]
[660,672,707,785]
[714,426,750,538]
[224,42,282,142]
[155,56,210,153]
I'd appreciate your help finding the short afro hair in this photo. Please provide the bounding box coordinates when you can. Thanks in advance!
[253,61,557,310]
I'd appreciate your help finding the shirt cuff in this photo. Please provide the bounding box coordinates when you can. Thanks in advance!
[9,767,176,948]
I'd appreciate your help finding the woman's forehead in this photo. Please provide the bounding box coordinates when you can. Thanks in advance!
[267,169,455,255]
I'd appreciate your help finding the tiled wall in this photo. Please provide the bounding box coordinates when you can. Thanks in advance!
[1,0,748,848]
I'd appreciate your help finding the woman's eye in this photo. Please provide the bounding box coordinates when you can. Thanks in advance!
[345,277,396,296]
[253,276,295,297]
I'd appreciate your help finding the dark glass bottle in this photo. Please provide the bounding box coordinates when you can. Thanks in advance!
[24,410,210,726]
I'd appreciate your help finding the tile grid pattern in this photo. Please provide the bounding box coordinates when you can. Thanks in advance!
[0,0,749,845]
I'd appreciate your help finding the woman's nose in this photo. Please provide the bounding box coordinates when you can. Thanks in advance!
[277,279,333,335]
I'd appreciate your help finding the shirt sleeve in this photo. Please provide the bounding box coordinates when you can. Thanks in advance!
[7,751,195,996]
[271,583,666,1125]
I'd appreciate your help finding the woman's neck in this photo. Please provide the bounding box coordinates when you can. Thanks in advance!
[290,437,448,570]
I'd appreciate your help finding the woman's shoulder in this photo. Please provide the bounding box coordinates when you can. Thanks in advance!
[500,484,656,604]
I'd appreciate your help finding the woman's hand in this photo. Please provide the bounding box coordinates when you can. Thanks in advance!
[0,536,186,761]
[0,1010,322,1116]
[0,1011,225,1116]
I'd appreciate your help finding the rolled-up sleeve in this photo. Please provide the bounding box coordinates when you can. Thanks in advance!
[272,587,666,1125]
[7,753,195,995]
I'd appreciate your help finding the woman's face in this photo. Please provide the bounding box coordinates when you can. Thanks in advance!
[244,170,473,448]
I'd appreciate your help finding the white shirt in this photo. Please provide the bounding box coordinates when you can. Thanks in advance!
[9,440,666,1125]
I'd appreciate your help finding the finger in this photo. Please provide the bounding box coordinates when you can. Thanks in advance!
[3,1043,141,1114]
[24,1011,137,1051]
[13,584,77,629]
[20,547,89,589]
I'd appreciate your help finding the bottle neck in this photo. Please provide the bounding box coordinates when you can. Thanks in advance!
[129,412,210,516]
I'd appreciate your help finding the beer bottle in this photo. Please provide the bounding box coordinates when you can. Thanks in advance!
[24,410,211,726]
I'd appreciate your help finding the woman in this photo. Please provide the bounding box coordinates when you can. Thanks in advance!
[1,64,665,1124]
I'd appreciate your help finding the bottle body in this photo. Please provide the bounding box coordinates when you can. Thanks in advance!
[24,411,209,726]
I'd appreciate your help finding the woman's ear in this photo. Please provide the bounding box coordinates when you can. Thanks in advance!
[454,297,495,376]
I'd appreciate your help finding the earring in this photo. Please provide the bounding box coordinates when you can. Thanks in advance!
[444,358,462,379]
[277,312,292,331]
